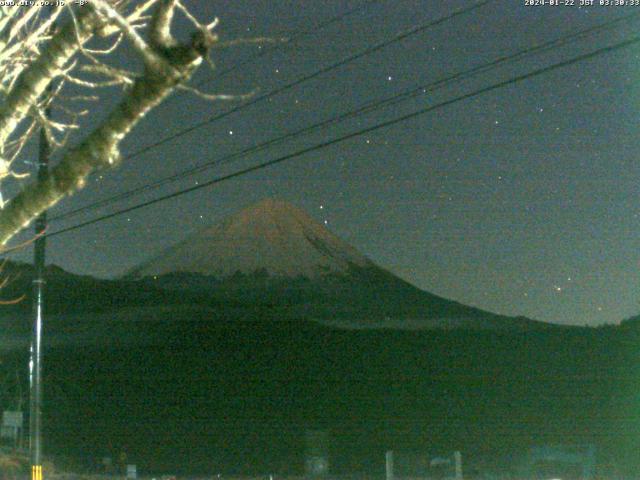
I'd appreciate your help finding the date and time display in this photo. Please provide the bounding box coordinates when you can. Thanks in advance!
[525,0,640,5]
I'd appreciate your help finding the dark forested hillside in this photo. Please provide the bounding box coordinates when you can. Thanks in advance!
[0,262,637,474]
[1,317,638,474]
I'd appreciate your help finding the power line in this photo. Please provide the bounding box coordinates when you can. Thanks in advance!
[108,0,496,163]
[45,33,640,240]
[50,9,640,222]
[192,0,382,88]
[155,0,383,106]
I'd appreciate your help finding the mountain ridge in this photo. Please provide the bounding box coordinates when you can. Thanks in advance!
[121,199,553,330]
[127,198,373,279]
[0,199,556,331]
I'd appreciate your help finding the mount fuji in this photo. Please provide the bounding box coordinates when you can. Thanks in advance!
[0,203,595,473]
[125,198,551,330]
[128,198,373,279]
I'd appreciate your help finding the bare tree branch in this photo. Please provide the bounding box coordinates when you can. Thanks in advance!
[0,1,162,156]
[0,7,96,149]
[176,83,256,102]
[0,0,220,245]
[91,0,164,68]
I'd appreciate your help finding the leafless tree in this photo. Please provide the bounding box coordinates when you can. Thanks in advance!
[0,0,233,246]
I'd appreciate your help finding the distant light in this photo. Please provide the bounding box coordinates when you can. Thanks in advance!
[228,130,233,135]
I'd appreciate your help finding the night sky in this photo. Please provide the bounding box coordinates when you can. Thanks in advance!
[6,0,640,327]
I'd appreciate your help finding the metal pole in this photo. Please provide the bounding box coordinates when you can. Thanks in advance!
[454,451,463,480]
[29,101,50,480]
[385,450,394,480]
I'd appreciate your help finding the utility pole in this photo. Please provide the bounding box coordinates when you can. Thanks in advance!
[385,450,394,480]
[29,97,50,480]
[29,10,56,478]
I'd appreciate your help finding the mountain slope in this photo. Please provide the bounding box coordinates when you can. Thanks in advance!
[0,199,551,333]
[125,198,551,330]
[128,198,372,279]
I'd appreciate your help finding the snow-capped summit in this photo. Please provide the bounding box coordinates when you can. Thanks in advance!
[124,199,548,331]
[128,198,373,279]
